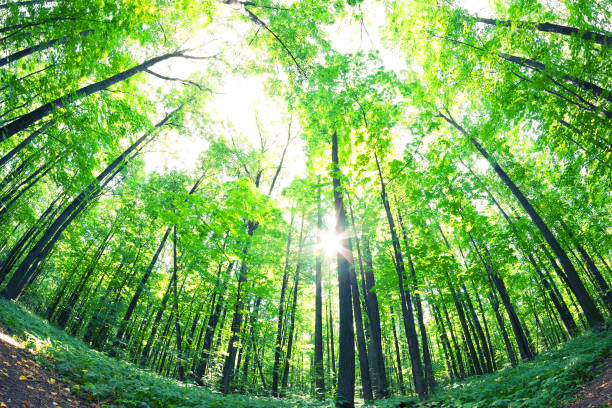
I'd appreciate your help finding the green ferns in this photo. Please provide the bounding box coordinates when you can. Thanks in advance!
[0,298,302,408]
[0,298,609,408]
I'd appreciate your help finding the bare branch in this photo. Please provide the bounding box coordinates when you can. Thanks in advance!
[144,69,217,93]
[242,7,306,78]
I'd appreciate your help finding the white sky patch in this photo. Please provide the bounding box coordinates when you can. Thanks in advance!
[457,0,495,17]
[142,129,210,175]
[141,0,495,185]
[327,1,407,74]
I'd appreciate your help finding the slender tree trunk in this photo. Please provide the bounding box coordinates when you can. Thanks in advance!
[172,227,185,381]
[362,233,389,397]
[440,113,605,328]
[141,276,173,363]
[468,233,533,361]
[431,301,458,379]
[461,284,492,372]
[348,239,373,401]
[314,181,325,399]
[0,120,54,168]
[280,274,299,394]
[562,223,612,311]
[195,262,231,383]
[56,221,116,328]
[346,199,374,401]
[331,131,355,407]
[0,50,185,142]
[45,242,93,320]
[470,280,497,370]
[280,214,305,395]
[440,297,466,378]
[389,305,406,394]
[0,194,62,285]
[374,152,426,400]
[272,214,294,395]
[472,16,612,47]
[1,107,182,300]
[241,297,261,391]
[220,220,258,394]
[439,36,612,111]
[0,30,93,67]
[398,212,436,390]
[115,227,171,344]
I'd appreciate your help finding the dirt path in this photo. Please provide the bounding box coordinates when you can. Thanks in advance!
[565,357,612,408]
[0,329,95,408]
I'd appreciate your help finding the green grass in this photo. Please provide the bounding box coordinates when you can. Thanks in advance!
[0,298,610,408]
[0,298,315,408]
[377,325,612,408]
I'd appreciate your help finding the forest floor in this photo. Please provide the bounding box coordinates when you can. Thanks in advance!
[0,328,96,408]
[564,357,612,408]
[0,298,610,408]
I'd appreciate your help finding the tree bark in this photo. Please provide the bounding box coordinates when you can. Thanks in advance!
[140,274,173,363]
[0,50,185,142]
[115,227,171,344]
[220,220,258,393]
[172,227,185,381]
[399,212,436,390]
[331,131,355,407]
[272,214,294,395]
[348,237,373,401]
[0,30,93,67]
[374,151,426,400]
[1,106,182,300]
[314,181,325,399]
[473,16,612,47]
[194,263,230,383]
[362,233,389,397]
[389,305,406,394]
[440,112,605,328]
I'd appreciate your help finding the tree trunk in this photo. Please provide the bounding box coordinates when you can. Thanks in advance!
[55,221,115,328]
[470,280,497,370]
[141,275,173,363]
[0,194,62,285]
[280,268,300,394]
[472,16,612,47]
[280,213,305,395]
[1,107,182,300]
[331,131,355,407]
[440,113,605,328]
[0,30,93,67]
[114,227,171,345]
[389,305,406,394]
[241,297,261,391]
[172,227,185,381]
[220,220,259,394]
[431,301,458,379]
[0,120,54,168]
[440,298,466,378]
[272,214,295,395]
[362,233,390,397]
[348,238,373,401]
[374,152,426,400]
[562,223,612,312]
[399,212,436,390]
[461,283,492,372]
[314,181,325,399]
[0,50,184,142]
[467,232,533,362]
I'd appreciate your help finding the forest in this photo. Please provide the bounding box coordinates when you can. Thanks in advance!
[0,0,611,407]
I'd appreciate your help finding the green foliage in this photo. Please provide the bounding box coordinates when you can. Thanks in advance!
[2,297,610,408]
[0,298,306,408]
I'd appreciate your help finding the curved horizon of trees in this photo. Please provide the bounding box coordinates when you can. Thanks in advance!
[0,0,610,407]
